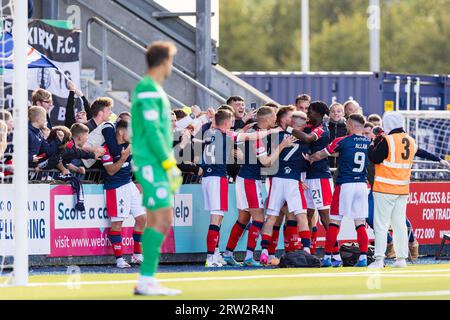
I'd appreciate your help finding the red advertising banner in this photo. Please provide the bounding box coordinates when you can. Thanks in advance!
[49,185,175,257]
[313,182,449,246]
[406,182,450,245]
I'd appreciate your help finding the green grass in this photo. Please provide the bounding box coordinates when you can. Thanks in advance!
[1,264,450,300]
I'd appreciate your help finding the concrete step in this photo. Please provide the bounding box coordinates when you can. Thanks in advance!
[82,77,130,113]
[109,90,129,102]
[86,79,112,99]
[80,68,96,98]
[65,0,271,111]
[107,90,131,113]
[81,68,96,80]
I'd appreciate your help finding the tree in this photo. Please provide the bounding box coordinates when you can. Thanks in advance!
[219,0,450,74]
[381,0,450,74]
[219,0,276,71]
[310,12,369,71]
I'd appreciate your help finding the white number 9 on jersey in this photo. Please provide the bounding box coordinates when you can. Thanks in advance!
[353,152,366,173]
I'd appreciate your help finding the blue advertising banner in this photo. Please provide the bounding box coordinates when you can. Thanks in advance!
[173,184,284,253]
[173,184,372,253]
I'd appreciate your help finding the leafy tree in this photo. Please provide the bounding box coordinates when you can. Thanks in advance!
[219,0,273,70]
[219,0,450,74]
[310,12,369,71]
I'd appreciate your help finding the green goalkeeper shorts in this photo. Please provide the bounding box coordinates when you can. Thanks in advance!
[133,163,174,211]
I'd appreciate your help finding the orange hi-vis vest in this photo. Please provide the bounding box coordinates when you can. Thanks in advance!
[373,132,417,195]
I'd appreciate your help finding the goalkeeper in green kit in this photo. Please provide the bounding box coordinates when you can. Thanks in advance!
[131,41,182,296]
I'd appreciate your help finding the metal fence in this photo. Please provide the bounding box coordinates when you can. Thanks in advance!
[26,169,103,184]
[0,163,447,186]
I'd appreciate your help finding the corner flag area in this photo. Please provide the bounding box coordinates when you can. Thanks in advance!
[1,263,449,300]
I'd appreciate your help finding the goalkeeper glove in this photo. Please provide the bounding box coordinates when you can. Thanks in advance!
[162,157,183,192]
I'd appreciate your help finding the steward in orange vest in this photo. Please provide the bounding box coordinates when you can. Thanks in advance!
[369,128,417,195]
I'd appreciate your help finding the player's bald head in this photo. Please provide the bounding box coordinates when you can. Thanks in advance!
[291,111,307,126]
[291,111,307,131]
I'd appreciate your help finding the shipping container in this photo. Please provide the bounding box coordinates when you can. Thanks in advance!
[234,71,450,115]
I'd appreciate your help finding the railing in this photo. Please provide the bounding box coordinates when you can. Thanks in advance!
[86,17,184,108]
[27,169,103,184]
[86,78,132,109]
[16,165,448,185]
[86,16,226,108]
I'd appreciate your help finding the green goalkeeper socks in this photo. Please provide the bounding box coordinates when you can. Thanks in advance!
[140,227,165,277]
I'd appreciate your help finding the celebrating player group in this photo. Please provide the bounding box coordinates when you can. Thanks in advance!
[200,101,372,268]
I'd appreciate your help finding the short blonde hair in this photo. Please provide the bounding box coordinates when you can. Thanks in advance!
[32,88,52,105]
[329,102,344,112]
[295,94,311,104]
[214,109,234,126]
[70,123,90,138]
[292,110,307,119]
[0,110,12,122]
[256,106,274,118]
[343,100,361,115]
[28,106,47,122]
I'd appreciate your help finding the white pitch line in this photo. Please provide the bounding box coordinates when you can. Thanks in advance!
[270,290,450,300]
[159,273,450,282]
[0,269,449,288]
[380,267,450,274]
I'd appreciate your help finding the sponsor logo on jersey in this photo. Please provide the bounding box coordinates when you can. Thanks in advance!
[156,187,168,199]
[143,110,158,121]
[118,199,125,214]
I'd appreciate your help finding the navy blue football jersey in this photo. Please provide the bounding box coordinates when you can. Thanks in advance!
[273,131,309,180]
[200,128,237,178]
[305,123,332,179]
[237,127,267,180]
[101,143,132,190]
[325,134,371,185]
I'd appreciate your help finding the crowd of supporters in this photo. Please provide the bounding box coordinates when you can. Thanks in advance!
[169,94,390,184]
[0,83,131,182]
[0,89,447,186]
[0,88,398,183]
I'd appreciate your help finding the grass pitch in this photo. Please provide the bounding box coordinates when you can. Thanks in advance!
[0,263,449,300]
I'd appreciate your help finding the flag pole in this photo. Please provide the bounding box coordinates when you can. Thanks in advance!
[12,0,29,286]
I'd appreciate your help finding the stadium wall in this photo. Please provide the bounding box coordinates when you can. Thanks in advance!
[0,182,448,266]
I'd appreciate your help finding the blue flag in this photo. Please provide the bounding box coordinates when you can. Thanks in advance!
[0,31,58,69]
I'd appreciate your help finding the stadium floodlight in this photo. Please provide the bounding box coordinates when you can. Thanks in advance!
[12,0,29,286]
[368,0,380,72]
[301,0,309,72]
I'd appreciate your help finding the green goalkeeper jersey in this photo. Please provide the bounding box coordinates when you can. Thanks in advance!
[131,75,173,167]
